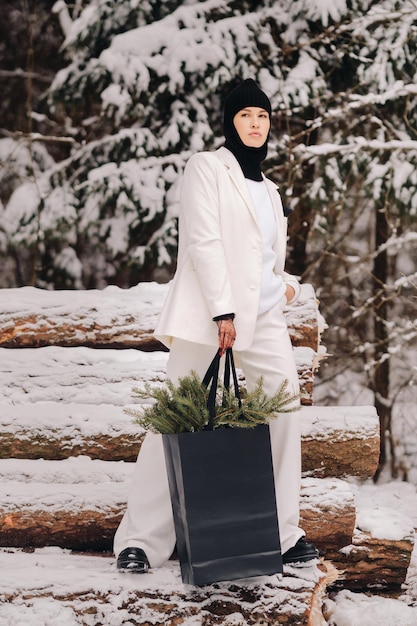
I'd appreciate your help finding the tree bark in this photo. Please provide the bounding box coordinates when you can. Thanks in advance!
[372,205,391,479]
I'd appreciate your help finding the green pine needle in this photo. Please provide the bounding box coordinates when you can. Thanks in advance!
[125,372,300,434]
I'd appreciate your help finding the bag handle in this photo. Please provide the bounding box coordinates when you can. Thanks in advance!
[203,348,241,430]
[202,349,221,430]
[223,348,241,405]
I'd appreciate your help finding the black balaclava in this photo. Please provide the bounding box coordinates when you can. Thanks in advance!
[223,78,272,181]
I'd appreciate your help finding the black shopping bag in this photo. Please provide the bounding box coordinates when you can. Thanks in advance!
[162,349,282,586]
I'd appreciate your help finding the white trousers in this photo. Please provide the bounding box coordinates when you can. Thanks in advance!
[113,302,304,567]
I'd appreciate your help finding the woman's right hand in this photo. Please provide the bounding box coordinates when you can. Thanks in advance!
[216,319,236,356]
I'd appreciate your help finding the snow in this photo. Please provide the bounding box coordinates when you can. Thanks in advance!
[300,476,354,514]
[0,551,320,625]
[325,589,417,626]
[0,457,131,485]
[300,405,379,441]
[0,280,167,333]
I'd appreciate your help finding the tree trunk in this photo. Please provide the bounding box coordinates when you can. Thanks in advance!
[287,197,314,277]
[372,204,392,479]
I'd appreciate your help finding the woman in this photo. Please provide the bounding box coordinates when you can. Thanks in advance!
[114,79,318,572]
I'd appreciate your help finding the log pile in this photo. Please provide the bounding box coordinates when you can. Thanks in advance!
[0,282,414,625]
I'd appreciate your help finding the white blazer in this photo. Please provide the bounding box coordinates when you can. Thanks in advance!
[154,147,300,351]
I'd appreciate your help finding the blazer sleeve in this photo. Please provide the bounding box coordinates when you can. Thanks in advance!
[283,271,301,303]
[179,153,237,318]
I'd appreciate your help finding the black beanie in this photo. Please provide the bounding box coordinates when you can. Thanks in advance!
[223,79,272,181]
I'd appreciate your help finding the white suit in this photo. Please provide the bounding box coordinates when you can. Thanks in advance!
[154,146,300,349]
[113,147,304,567]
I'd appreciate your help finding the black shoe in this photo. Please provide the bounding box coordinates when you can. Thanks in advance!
[283,538,319,565]
[117,547,150,573]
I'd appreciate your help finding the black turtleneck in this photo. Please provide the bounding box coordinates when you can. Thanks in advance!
[224,118,268,182]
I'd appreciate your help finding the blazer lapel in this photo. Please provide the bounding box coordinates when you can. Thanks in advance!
[215,147,258,222]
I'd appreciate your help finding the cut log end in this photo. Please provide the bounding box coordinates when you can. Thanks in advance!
[326,530,415,591]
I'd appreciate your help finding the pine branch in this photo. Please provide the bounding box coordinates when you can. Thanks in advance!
[125,373,300,434]
[216,378,299,429]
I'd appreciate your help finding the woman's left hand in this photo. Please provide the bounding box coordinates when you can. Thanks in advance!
[216,319,236,356]
[285,284,296,304]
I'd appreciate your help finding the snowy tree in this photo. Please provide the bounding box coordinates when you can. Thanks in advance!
[1,0,417,474]
[274,2,417,477]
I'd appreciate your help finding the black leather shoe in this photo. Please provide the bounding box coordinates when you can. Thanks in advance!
[283,538,319,565]
[117,547,150,573]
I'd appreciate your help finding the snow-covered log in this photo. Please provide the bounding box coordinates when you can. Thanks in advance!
[302,484,415,592]
[0,546,337,626]
[328,527,415,591]
[301,406,380,479]
[0,462,353,554]
[0,404,380,479]
[0,344,318,406]
[0,283,324,352]
[300,478,356,553]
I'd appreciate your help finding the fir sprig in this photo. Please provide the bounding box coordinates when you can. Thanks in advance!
[125,372,299,434]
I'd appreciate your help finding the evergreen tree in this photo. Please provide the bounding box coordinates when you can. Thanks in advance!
[1,0,416,474]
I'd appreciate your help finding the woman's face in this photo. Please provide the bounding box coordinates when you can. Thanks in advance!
[233,106,270,148]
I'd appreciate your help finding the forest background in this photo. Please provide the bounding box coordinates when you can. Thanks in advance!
[0,0,416,480]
